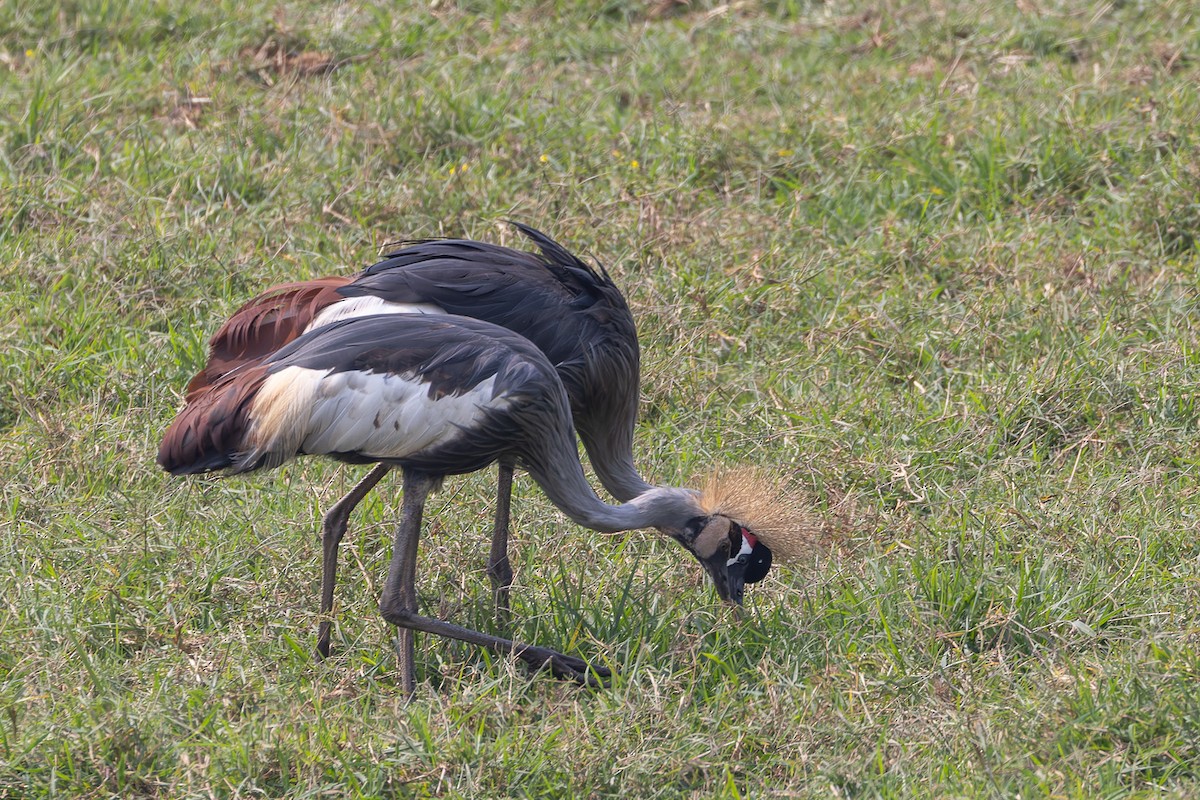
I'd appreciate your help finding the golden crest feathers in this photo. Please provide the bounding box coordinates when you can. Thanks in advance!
[698,467,822,561]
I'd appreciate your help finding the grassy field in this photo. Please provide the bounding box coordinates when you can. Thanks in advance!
[3,0,1200,796]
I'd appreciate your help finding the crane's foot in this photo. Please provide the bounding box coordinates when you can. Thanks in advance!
[378,605,613,689]
[516,645,613,688]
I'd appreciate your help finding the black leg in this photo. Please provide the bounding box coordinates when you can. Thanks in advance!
[380,605,611,688]
[379,468,434,696]
[488,462,515,627]
[378,468,611,693]
[316,463,391,658]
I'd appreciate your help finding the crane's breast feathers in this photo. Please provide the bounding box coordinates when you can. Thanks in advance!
[242,365,513,465]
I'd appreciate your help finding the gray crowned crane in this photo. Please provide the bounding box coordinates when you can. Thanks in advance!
[157,313,774,693]
[179,224,652,657]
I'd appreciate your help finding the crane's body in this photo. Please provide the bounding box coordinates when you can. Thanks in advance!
[185,223,647,499]
[175,224,647,655]
[164,315,566,482]
[158,313,772,691]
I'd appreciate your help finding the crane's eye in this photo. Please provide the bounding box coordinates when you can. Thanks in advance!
[726,521,745,552]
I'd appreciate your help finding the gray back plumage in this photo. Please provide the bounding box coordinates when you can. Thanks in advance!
[339,224,647,500]
[166,310,707,539]
[262,314,575,477]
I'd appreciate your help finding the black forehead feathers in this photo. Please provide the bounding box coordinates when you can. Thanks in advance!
[683,516,708,539]
[726,518,746,542]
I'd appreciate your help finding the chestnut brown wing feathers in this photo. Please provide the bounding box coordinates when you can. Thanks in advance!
[159,364,272,475]
[184,277,350,398]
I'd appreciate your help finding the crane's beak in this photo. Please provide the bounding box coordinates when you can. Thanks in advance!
[700,551,749,606]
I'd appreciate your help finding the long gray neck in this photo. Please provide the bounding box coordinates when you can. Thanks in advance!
[522,425,697,533]
[573,376,653,502]
[578,426,654,502]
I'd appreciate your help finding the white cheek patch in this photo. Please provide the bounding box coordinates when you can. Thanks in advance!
[309,296,445,329]
[726,535,754,567]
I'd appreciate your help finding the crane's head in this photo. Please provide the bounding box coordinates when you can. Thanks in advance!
[654,468,819,606]
[675,514,772,605]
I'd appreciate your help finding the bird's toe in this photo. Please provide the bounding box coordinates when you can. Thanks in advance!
[547,653,612,688]
[518,645,612,687]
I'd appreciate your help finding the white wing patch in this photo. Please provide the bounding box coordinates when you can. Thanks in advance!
[245,365,507,465]
[308,296,445,330]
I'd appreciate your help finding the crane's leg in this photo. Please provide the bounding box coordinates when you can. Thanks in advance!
[380,467,435,696]
[379,469,611,692]
[316,463,391,659]
[487,461,515,628]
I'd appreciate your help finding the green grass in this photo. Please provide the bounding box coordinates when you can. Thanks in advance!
[3,0,1200,796]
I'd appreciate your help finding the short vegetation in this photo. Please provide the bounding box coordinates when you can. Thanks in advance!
[2,1,1199,797]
